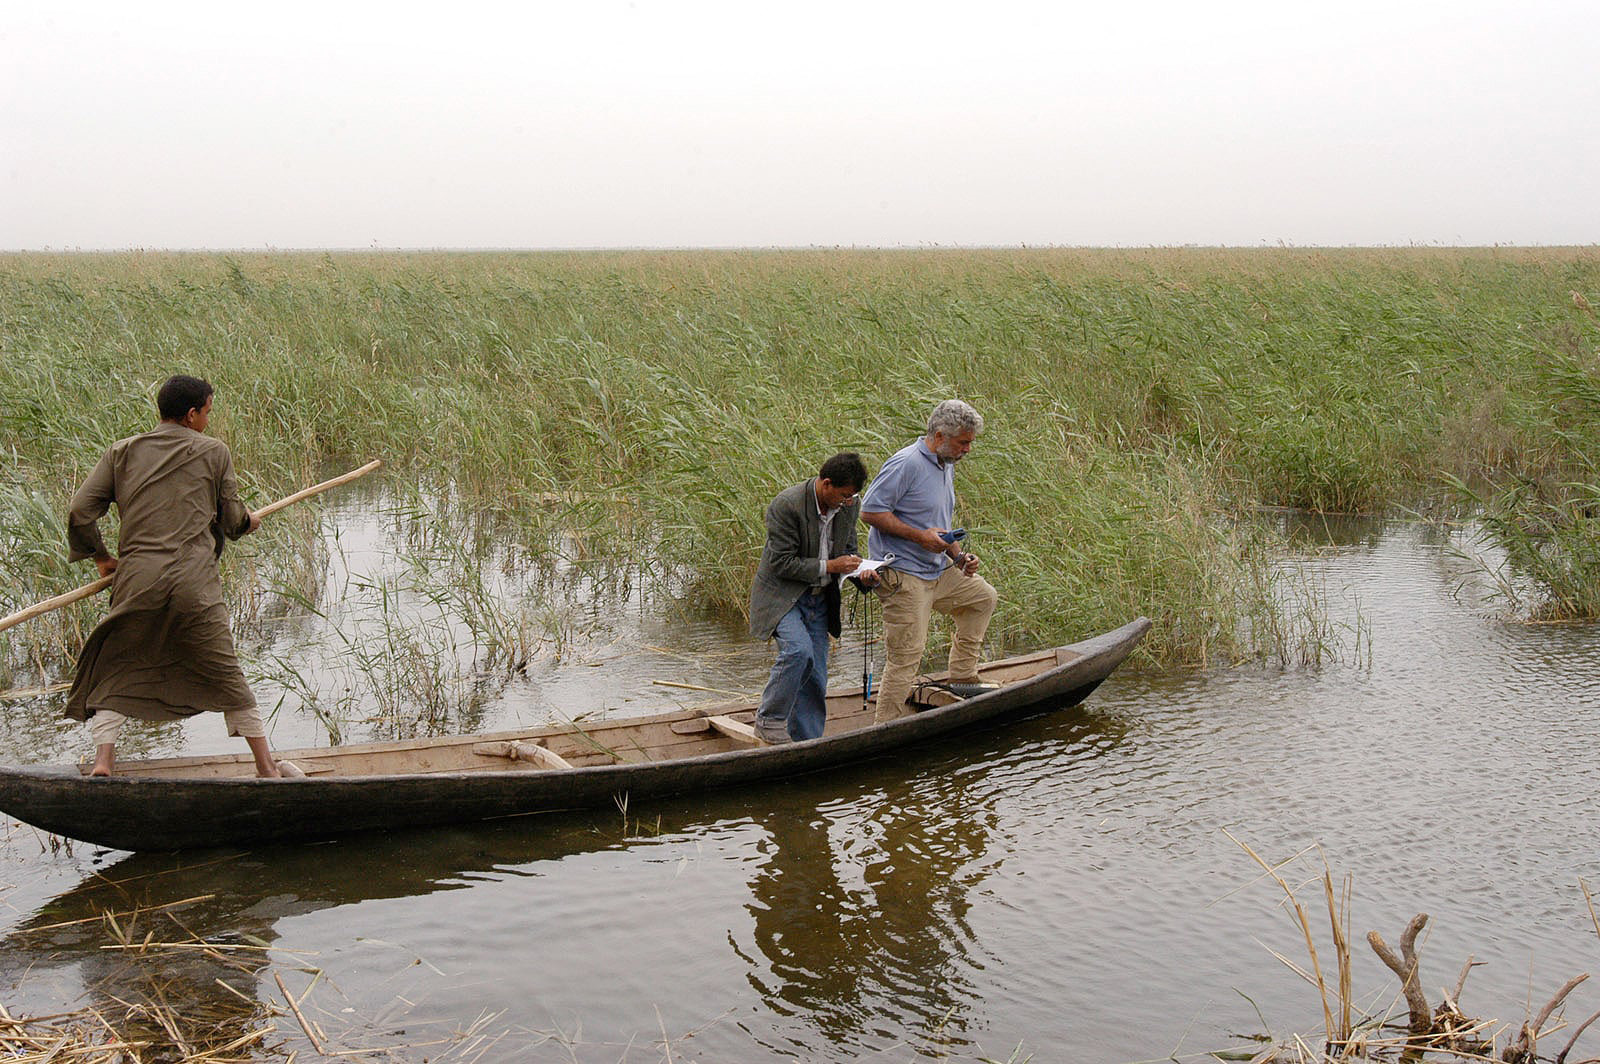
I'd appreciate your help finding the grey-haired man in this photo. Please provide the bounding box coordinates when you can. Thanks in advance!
[860,399,998,723]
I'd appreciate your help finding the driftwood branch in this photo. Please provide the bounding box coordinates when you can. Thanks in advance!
[1368,914,1431,1042]
[1558,1007,1600,1064]
[1505,973,1589,1064]
[1451,954,1478,1003]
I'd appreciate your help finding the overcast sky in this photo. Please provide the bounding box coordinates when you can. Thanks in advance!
[3,1,1595,250]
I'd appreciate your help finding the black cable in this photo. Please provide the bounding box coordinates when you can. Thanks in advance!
[849,578,875,713]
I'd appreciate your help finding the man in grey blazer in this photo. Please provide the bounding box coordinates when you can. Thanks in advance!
[749,452,874,743]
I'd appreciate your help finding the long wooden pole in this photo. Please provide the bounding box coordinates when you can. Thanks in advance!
[0,459,383,635]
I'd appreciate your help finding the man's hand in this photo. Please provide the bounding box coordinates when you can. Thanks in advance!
[826,554,863,575]
[94,555,119,579]
[246,512,262,535]
[861,512,963,560]
[957,552,980,576]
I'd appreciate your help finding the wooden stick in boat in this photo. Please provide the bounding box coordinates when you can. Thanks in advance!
[0,459,383,634]
[652,679,751,697]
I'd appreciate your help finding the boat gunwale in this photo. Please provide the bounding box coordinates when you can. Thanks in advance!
[0,618,1150,849]
[56,646,1072,778]
[0,619,1149,788]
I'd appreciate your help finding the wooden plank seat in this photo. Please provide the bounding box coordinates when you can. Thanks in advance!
[705,715,760,744]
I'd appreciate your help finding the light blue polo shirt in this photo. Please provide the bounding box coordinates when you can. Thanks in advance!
[861,437,954,579]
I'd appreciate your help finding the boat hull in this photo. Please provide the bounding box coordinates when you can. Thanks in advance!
[0,618,1149,851]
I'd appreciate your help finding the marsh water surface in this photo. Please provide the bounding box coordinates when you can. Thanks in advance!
[2,517,1598,1062]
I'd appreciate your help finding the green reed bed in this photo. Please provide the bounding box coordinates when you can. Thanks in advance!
[1444,311,1600,620]
[3,248,1598,690]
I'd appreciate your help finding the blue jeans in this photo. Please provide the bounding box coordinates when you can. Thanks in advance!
[756,592,831,741]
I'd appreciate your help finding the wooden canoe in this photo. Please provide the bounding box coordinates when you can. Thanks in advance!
[0,617,1150,851]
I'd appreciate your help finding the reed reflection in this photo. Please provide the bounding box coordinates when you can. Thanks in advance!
[1277,511,1386,549]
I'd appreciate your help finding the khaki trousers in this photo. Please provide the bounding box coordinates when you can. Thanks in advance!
[88,706,267,746]
[872,566,998,723]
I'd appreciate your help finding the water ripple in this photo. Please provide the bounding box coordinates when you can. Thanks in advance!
[5,521,1600,1062]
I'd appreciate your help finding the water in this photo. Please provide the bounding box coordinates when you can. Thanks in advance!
[2,519,1599,1062]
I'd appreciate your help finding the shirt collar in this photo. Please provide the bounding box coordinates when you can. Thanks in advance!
[812,481,838,518]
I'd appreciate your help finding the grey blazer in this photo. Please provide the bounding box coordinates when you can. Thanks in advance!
[748,478,861,640]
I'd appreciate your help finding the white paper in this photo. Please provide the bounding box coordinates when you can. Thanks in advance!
[847,553,895,579]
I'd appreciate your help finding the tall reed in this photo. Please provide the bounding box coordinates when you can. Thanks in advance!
[1445,316,1600,620]
[4,248,1596,676]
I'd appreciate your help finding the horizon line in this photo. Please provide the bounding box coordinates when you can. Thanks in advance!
[4,242,1598,254]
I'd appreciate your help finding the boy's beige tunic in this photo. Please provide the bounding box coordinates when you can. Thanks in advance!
[65,423,256,723]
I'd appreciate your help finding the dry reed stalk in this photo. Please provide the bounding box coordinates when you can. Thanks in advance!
[1574,291,1598,323]
[1558,1009,1600,1064]
[1559,883,1600,1064]
[0,1008,149,1059]
[275,970,327,1054]
[1505,973,1589,1064]
[1449,954,1481,1005]
[207,1024,273,1054]
[1223,829,1342,1044]
[1322,870,1353,1047]
[13,894,216,934]
[97,940,314,955]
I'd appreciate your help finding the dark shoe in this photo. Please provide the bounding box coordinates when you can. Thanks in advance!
[913,678,1001,703]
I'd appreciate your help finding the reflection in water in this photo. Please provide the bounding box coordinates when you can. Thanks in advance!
[2,706,1129,1061]
[1276,509,1387,550]
[0,820,655,1058]
[5,851,286,1056]
[742,793,992,1052]
[738,707,1128,1057]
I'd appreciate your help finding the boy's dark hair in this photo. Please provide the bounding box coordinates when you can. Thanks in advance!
[157,375,214,421]
[818,452,868,491]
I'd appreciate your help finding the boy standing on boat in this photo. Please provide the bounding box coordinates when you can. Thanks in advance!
[64,375,295,779]
[749,452,874,744]
[860,399,998,724]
